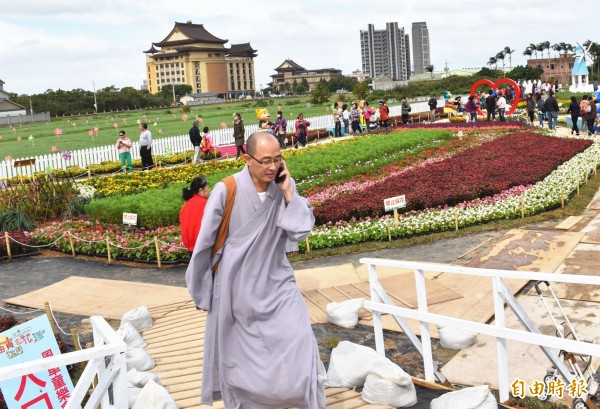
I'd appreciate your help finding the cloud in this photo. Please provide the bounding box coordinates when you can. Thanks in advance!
[0,0,589,95]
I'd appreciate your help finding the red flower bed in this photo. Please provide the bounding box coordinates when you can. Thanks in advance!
[313,132,592,224]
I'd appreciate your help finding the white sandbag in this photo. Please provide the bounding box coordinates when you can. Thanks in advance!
[132,379,178,409]
[121,306,153,331]
[118,322,148,349]
[436,324,478,350]
[126,347,156,371]
[128,384,142,408]
[361,358,417,407]
[430,385,498,409]
[326,298,364,329]
[326,341,387,388]
[128,368,160,387]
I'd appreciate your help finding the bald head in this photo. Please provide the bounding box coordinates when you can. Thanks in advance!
[246,131,279,155]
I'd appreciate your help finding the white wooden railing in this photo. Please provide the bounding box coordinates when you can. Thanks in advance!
[0,101,447,180]
[0,316,127,409]
[361,258,600,404]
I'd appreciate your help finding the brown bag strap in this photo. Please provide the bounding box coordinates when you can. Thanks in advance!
[212,175,237,276]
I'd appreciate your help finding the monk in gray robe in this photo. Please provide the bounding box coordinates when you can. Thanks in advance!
[186,132,326,408]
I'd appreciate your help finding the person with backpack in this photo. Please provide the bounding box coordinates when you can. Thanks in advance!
[401,97,411,124]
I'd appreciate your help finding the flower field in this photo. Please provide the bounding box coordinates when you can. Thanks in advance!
[312,132,592,224]
[27,125,600,260]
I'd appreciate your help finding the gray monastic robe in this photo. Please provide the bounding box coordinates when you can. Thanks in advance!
[185,166,326,409]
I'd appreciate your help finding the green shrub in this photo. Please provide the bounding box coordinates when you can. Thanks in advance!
[0,210,37,232]
[181,105,191,113]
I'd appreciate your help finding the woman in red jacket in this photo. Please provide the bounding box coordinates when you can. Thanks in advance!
[179,176,211,254]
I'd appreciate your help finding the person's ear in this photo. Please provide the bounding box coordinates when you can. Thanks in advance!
[242,154,252,166]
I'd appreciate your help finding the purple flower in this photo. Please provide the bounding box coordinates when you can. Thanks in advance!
[61,150,72,161]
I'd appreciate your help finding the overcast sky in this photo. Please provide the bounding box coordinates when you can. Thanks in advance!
[0,0,587,95]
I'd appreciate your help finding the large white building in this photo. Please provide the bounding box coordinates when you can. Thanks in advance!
[412,22,431,75]
[360,22,411,82]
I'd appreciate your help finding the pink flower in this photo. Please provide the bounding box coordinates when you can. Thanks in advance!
[113,123,119,129]
[94,127,99,133]
[54,128,62,137]
[51,145,60,153]
[88,130,95,136]
[220,122,227,129]
[0,134,3,140]
[181,114,188,121]
[4,156,13,162]
[12,127,16,132]
[17,136,22,141]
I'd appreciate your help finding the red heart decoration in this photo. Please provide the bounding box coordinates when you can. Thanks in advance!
[470,78,521,116]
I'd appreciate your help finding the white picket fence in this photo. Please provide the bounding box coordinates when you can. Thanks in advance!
[0,102,434,180]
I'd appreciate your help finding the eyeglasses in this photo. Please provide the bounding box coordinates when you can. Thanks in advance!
[248,153,283,167]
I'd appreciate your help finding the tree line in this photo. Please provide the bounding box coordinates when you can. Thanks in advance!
[9,84,193,117]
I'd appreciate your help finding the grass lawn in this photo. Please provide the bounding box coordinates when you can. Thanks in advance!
[1,96,398,159]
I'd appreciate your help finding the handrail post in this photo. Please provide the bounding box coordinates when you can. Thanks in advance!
[415,268,435,382]
[493,276,509,403]
[368,263,385,355]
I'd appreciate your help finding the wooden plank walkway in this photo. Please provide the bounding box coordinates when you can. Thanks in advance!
[144,302,393,409]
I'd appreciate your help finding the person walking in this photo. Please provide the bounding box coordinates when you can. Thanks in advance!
[189,119,202,164]
[526,94,536,126]
[428,95,437,122]
[233,113,246,158]
[272,110,287,148]
[350,102,362,134]
[179,176,211,255]
[401,97,411,124]
[485,90,496,122]
[139,122,154,170]
[115,130,133,173]
[545,91,560,131]
[567,96,581,136]
[186,132,325,409]
[535,93,546,128]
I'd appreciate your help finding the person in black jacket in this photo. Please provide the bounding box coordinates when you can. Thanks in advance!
[545,91,560,130]
[566,96,580,135]
[428,96,437,122]
[189,120,202,164]
[485,90,496,122]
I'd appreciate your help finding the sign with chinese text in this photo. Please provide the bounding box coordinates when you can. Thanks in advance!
[122,212,138,226]
[384,195,406,212]
[0,315,77,409]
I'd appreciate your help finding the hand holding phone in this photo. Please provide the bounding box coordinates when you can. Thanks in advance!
[275,165,286,184]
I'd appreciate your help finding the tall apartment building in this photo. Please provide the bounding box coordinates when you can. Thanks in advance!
[412,22,430,75]
[360,22,411,81]
[144,21,257,99]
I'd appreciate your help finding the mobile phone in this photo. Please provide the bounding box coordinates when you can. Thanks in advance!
[275,165,286,184]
